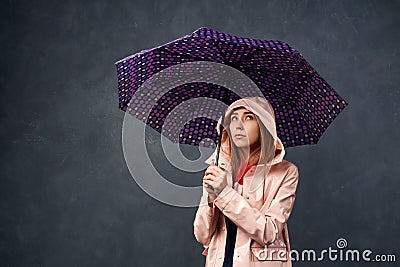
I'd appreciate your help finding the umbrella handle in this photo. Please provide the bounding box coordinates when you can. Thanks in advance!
[215,107,226,167]
[207,106,226,192]
[209,122,223,192]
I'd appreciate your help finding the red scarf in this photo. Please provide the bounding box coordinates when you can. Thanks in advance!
[235,162,252,185]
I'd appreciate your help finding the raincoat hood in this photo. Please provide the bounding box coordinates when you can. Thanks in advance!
[216,96,285,166]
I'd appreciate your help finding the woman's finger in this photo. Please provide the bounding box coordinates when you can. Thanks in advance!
[204,170,213,175]
[203,174,216,181]
[205,170,218,175]
[211,161,226,170]
[203,180,214,189]
[205,166,225,176]
[203,176,214,181]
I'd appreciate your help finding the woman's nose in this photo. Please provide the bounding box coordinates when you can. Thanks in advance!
[236,121,244,129]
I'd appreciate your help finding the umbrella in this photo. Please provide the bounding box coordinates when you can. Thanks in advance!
[115,27,348,162]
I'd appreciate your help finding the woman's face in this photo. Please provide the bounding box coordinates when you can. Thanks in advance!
[229,107,260,152]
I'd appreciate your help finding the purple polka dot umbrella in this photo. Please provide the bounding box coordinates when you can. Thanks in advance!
[115,27,348,152]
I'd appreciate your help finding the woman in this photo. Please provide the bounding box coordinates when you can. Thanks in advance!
[193,96,299,267]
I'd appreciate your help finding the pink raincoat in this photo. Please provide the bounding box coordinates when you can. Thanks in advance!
[193,97,299,267]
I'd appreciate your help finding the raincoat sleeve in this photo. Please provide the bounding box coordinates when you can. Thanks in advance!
[212,164,299,245]
[193,185,220,248]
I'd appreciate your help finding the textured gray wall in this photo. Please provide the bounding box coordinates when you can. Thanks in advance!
[1,0,399,266]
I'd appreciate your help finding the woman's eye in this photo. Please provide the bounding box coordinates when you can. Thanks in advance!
[231,115,253,121]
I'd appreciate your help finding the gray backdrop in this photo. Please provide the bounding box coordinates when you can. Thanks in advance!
[1,0,399,266]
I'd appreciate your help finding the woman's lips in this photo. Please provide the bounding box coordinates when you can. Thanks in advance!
[234,134,246,139]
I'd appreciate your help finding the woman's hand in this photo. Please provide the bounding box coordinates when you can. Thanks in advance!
[203,162,228,197]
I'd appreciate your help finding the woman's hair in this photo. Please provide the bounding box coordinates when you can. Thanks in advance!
[220,106,276,181]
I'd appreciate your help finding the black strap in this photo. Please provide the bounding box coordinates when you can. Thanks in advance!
[222,215,237,266]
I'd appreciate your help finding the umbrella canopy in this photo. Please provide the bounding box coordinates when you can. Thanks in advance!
[115,26,348,148]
